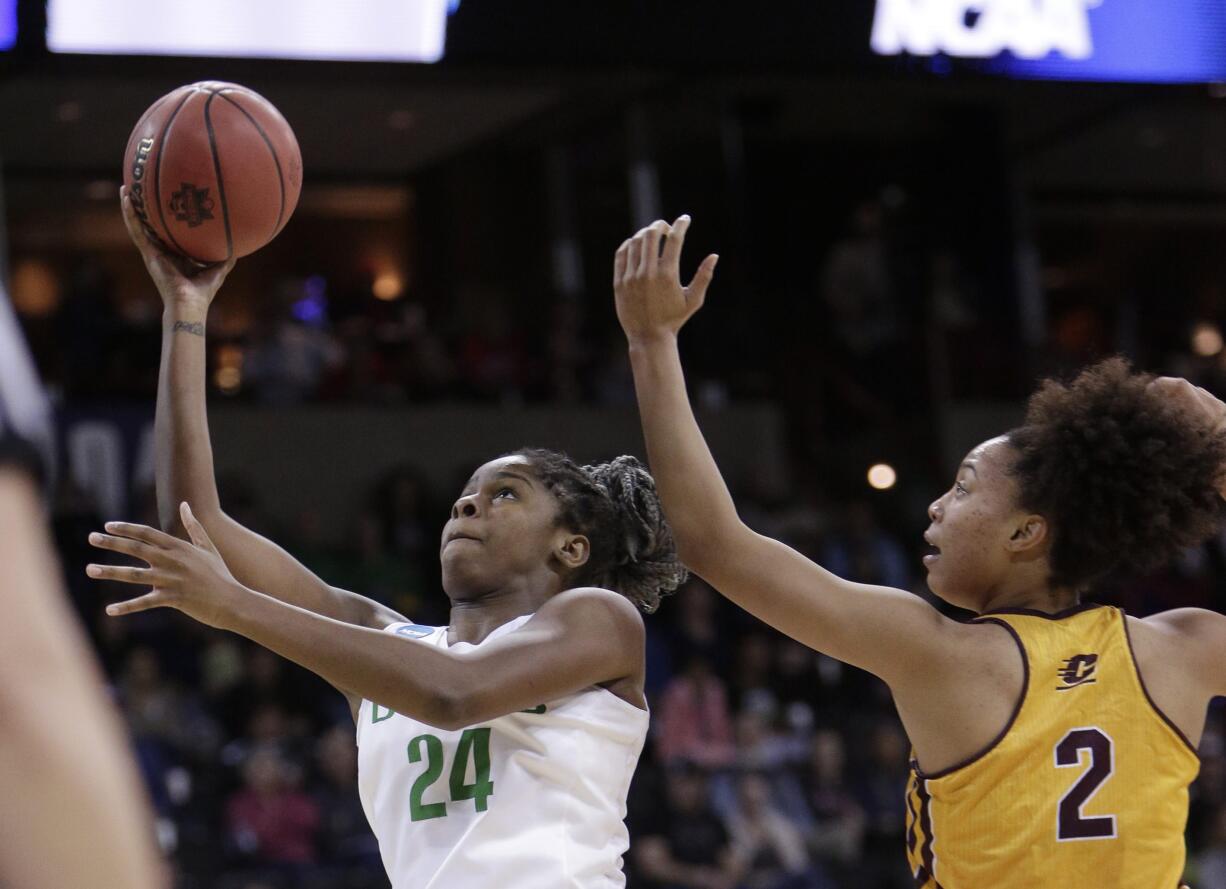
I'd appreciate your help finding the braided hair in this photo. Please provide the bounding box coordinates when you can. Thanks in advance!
[511,448,688,612]
[1008,358,1226,591]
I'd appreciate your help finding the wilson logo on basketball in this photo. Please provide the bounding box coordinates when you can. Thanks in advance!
[1056,653,1098,691]
[169,183,216,228]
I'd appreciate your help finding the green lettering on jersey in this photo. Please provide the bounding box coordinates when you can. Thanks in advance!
[520,704,546,714]
[405,728,496,822]
[372,703,396,724]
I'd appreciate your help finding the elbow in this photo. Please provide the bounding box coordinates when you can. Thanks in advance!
[405,685,477,732]
[424,693,473,733]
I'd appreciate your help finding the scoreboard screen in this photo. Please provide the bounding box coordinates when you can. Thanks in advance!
[870,0,1226,83]
[47,0,453,62]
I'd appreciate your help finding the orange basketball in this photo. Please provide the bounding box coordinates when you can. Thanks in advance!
[122,81,302,264]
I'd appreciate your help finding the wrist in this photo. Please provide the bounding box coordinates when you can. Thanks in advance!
[163,304,208,327]
[213,579,254,633]
[163,296,210,318]
[625,330,679,351]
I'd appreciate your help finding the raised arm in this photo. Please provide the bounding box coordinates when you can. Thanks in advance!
[122,189,404,634]
[88,510,644,730]
[613,217,970,688]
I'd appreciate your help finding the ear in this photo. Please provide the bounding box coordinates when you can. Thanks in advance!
[1006,514,1048,556]
[555,532,591,572]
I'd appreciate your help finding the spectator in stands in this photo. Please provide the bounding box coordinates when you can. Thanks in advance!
[656,655,737,769]
[728,772,832,889]
[313,724,384,884]
[225,745,321,887]
[819,501,910,591]
[853,721,911,889]
[802,729,865,883]
[634,762,743,889]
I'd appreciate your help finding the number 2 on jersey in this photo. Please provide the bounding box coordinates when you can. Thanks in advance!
[407,728,495,822]
[1054,727,1116,841]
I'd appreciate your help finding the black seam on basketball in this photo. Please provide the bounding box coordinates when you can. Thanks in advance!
[203,92,235,262]
[153,89,198,260]
[216,92,287,239]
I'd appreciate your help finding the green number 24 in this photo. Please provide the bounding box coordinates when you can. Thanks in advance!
[406,728,495,822]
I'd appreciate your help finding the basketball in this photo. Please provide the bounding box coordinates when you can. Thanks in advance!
[122,81,302,264]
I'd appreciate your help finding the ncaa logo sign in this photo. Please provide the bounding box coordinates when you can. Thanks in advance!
[871,0,1101,60]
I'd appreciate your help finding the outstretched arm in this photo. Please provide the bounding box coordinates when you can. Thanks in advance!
[614,217,965,688]
[123,189,405,635]
[87,507,644,730]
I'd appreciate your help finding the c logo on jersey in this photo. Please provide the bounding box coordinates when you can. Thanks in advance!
[1056,653,1098,691]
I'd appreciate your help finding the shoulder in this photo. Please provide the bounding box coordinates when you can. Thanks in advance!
[1130,607,1226,650]
[1130,608,1226,691]
[1137,606,1225,632]
[533,586,646,642]
[1131,608,1226,659]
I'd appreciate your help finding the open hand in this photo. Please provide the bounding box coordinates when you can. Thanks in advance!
[87,502,243,630]
[121,186,235,309]
[614,215,718,344]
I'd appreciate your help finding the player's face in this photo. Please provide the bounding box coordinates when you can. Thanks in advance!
[922,436,1033,610]
[439,456,577,598]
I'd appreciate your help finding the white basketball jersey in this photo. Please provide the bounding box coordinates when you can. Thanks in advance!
[356,616,649,889]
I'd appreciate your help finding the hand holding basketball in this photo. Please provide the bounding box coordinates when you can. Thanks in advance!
[122,187,235,308]
[614,214,718,344]
[87,502,244,631]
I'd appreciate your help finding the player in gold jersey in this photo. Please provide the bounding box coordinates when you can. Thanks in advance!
[613,215,1226,889]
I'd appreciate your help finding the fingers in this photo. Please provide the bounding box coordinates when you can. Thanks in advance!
[614,239,630,287]
[684,254,719,311]
[120,187,156,255]
[88,531,159,563]
[625,231,643,276]
[86,562,159,585]
[639,219,670,276]
[101,520,182,550]
[106,592,166,617]
[661,214,690,270]
[180,502,220,554]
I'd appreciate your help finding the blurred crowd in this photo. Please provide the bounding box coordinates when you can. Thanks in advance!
[15,257,655,408]
[45,448,1226,889]
[19,191,1226,888]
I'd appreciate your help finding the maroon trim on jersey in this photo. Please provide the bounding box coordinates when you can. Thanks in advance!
[914,778,941,886]
[1120,611,1199,756]
[911,618,1029,781]
[979,602,1105,620]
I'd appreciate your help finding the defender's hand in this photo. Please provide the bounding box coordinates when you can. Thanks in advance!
[87,502,244,630]
[614,215,718,344]
[120,186,235,309]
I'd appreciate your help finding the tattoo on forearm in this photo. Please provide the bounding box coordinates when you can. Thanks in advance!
[172,321,205,337]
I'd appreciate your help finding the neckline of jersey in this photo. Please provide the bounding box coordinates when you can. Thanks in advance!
[977,602,1105,621]
[443,613,532,649]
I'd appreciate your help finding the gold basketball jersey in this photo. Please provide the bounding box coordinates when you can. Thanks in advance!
[905,604,1199,889]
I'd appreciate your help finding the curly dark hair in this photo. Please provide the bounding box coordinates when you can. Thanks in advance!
[1007,358,1226,591]
[509,448,688,612]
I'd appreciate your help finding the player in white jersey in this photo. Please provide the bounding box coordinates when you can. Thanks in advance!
[84,191,689,888]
